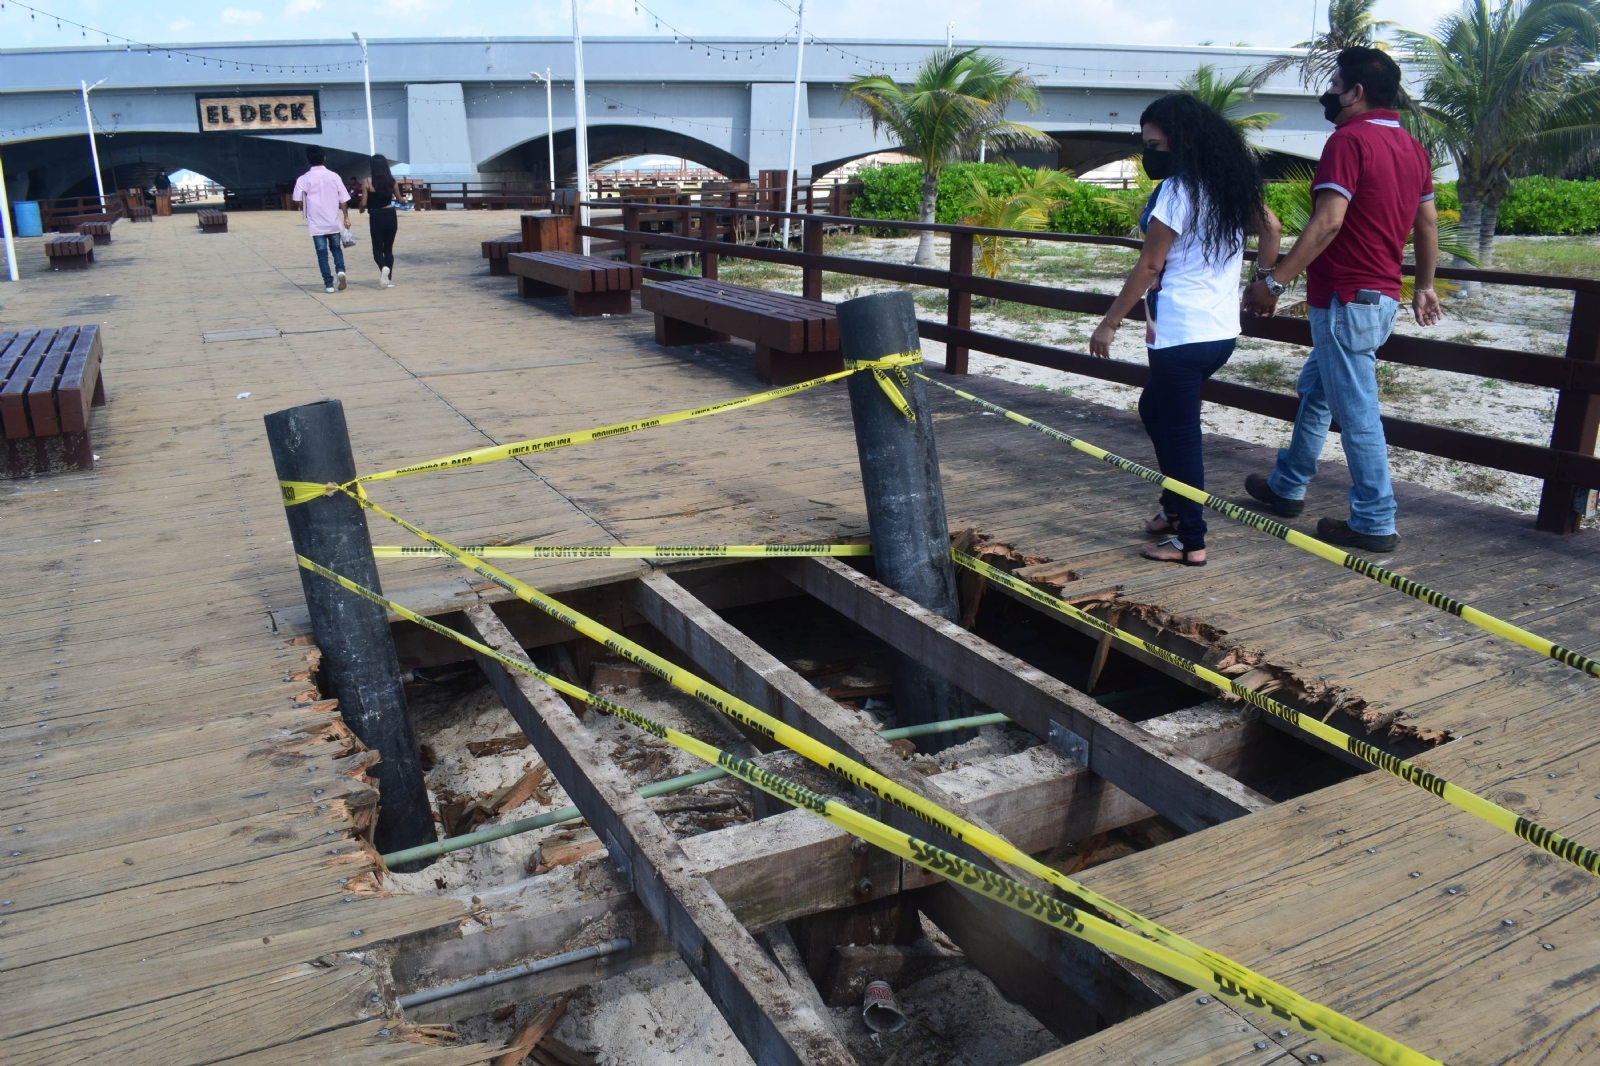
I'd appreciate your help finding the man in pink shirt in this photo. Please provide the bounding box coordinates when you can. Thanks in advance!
[291,146,351,293]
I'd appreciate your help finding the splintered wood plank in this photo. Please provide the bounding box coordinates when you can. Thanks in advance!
[462,603,854,1066]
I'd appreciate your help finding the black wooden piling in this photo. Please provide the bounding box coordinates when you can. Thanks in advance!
[838,291,973,750]
[264,399,437,866]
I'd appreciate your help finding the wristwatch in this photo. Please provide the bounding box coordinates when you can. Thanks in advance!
[1255,266,1286,297]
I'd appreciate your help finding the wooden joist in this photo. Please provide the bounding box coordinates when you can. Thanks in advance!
[461,604,854,1066]
[627,570,1178,1037]
[771,557,1271,832]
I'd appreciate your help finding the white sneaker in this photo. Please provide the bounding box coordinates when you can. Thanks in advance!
[381,266,393,288]
[324,285,336,293]
[336,271,347,291]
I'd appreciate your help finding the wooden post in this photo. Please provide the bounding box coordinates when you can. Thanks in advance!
[1537,290,1600,533]
[838,291,973,749]
[699,208,718,280]
[621,204,642,268]
[946,232,973,375]
[802,217,823,302]
[263,399,437,866]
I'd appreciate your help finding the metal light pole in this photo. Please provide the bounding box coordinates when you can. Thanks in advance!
[532,69,556,195]
[780,0,806,250]
[0,148,18,282]
[80,78,107,208]
[353,33,375,156]
[571,0,592,255]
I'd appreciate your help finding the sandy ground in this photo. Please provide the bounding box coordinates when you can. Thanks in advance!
[714,232,1588,518]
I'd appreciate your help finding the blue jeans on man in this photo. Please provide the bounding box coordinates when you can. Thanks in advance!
[1268,293,1401,536]
[313,232,346,288]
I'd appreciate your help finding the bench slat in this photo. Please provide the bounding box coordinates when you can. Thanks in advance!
[0,329,60,438]
[57,325,102,433]
[26,327,78,437]
[643,279,833,353]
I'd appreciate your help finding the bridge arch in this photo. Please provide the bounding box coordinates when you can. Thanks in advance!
[479,123,745,183]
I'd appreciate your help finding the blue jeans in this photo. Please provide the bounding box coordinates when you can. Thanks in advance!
[313,233,346,287]
[1269,294,1401,535]
[1139,337,1237,551]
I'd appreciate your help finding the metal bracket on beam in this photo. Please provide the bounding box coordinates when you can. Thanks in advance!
[1047,720,1090,767]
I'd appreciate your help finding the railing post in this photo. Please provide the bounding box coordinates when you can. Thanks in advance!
[1537,289,1600,533]
[621,204,642,268]
[699,208,718,280]
[838,291,973,751]
[263,399,438,868]
[945,231,973,375]
[802,216,823,302]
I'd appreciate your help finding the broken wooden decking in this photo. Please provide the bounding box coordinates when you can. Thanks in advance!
[1,211,1597,1066]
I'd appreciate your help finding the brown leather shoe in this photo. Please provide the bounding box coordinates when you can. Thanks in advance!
[1315,518,1398,554]
[1244,473,1304,517]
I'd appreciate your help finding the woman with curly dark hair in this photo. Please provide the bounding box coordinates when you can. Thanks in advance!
[1088,92,1282,566]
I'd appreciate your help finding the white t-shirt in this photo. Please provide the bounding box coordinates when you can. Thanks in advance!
[1146,179,1244,349]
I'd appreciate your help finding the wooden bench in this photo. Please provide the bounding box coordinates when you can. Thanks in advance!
[198,209,228,233]
[44,235,93,269]
[0,325,106,478]
[641,278,842,385]
[481,234,522,275]
[127,205,154,222]
[78,220,114,245]
[508,251,641,316]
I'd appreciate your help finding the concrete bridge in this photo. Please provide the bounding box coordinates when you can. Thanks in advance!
[0,36,1324,200]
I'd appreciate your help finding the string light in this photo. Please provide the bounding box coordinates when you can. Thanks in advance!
[0,1,365,74]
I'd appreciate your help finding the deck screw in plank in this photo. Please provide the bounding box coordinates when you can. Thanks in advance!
[1503,919,1516,926]
[1254,1041,1267,1050]
[1198,996,1211,1004]
[1543,943,1555,950]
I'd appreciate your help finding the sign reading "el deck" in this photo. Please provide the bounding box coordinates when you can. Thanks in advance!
[196,93,322,134]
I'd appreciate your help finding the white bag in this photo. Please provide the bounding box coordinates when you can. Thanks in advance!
[340,226,358,248]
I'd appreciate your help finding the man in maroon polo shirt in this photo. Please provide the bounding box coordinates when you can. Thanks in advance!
[1243,47,1442,554]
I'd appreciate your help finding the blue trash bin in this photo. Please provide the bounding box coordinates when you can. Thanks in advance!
[12,201,42,238]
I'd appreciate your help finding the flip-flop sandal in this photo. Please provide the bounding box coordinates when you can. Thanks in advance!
[1143,508,1179,536]
[1141,537,1207,567]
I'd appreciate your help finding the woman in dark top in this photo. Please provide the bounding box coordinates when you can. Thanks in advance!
[359,154,400,288]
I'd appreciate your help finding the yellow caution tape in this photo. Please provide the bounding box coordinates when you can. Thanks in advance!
[296,552,1440,1066]
[284,355,921,505]
[371,543,872,559]
[307,486,1443,1063]
[847,351,921,421]
[953,547,1600,878]
[921,374,1600,682]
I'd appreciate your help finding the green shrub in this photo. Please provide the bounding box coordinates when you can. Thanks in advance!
[1433,180,1459,214]
[1495,177,1600,235]
[851,161,1143,236]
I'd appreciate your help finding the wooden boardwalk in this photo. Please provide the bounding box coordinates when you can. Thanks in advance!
[1,208,1597,1065]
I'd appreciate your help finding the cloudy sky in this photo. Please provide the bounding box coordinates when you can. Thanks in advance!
[3,0,1465,51]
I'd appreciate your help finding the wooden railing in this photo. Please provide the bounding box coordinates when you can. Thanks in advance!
[583,201,1600,535]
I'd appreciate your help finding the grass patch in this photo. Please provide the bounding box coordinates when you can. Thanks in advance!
[1453,469,1506,495]
[1376,362,1421,401]
[1220,357,1297,393]
[1449,329,1495,344]
[1487,236,1600,280]
[980,301,1086,325]
[718,260,797,286]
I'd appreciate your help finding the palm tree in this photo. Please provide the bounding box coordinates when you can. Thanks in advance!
[844,47,1054,266]
[1296,0,1398,87]
[1176,64,1286,147]
[1401,0,1600,271]
[961,163,1076,280]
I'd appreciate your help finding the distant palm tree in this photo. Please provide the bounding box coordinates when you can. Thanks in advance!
[1297,0,1398,87]
[844,47,1054,266]
[1176,64,1286,148]
[1401,0,1600,271]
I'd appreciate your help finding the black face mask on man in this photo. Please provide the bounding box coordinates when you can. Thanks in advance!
[1319,90,1350,123]
[1142,149,1173,180]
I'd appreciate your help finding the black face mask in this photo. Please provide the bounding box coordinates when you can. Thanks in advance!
[1142,149,1173,180]
[1320,91,1348,123]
